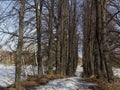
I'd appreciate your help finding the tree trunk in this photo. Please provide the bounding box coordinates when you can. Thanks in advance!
[48,0,55,74]
[82,0,113,82]
[15,0,25,89]
[34,0,44,78]
[56,0,63,74]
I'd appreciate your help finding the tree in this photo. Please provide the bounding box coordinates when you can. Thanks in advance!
[55,0,70,75]
[34,0,44,78]
[82,0,113,82]
[66,0,78,76]
[48,0,55,74]
[15,0,25,89]
[55,0,78,76]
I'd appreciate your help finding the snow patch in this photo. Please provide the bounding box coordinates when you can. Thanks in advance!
[2,65,117,90]
[31,66,96,90]
[113,67,120,78]
[33,77,95,90]
[0,64,37,87]
[75,66,83,77]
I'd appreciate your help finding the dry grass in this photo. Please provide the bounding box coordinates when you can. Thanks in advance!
[21,80,39,87]
[86,77,120,90]
[39,77,49,84]
[45,74,68,80]
[9,87,26,90]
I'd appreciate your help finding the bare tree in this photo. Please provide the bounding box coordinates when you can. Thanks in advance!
[34,0,44,78]
[82,0,113,82]
[15,0,25,89]
[48,0,55,74]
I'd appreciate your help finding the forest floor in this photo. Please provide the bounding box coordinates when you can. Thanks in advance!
[86,77,120,90]
[17,66,97,90]
[0,65,97,90]
[86,68,120,90]
[0,64,120,90]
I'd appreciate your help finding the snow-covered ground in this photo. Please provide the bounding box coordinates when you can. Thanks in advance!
[0,64,120,90]
[31,77,96,90]
[0,64,37,87]
[0,64,15,87]
[31,66,97,90]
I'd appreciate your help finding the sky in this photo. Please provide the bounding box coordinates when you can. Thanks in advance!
[0,1,19,51]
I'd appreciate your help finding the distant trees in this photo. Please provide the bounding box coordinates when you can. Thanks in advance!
[0,50,14,64]
[33,0,79,76]
[54,0,79,76]
[82,0,96,78]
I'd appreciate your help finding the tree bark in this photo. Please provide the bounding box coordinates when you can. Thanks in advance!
[48,0,55,74]
[15,0,25,89]
[82,0,113,82]
[34,0,44,78]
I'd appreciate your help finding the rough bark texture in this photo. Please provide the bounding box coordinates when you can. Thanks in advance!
[56,0,78,76]
[82,0,113,82]
[34,0,44,78]
[15,0,25,89]
[48,0,55,74]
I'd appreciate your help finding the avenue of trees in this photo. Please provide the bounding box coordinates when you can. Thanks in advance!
[0,0,119,89]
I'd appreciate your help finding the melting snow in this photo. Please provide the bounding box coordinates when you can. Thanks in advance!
[30,66,97,90]
[2,65,120,89]
[31,77,96,90]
